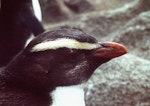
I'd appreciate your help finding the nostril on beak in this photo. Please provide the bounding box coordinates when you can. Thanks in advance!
[99,42,113,49]
[100,43,109,48]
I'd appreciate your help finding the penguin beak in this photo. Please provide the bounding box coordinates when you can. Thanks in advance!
[93,42,128,59]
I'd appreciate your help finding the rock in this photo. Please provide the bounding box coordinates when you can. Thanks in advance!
[85,54,150,106]
[64,0,94,13]
[40,0,136,23]
[111,11,150,60]
[84,2,150,106]
[44,0,143,38]
[84,1,150,105]
[39,0,94,23]
[40,0,74,23]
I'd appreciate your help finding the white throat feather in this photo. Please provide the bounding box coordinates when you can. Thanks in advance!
[50,85,85,106]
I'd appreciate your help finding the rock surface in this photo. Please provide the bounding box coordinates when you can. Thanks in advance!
[86,54,150,106]
[41,0,150,105]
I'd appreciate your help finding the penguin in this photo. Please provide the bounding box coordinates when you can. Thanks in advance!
[0,0,44,66]
[0,27,127,106]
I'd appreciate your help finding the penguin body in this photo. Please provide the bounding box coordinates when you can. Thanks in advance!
[0,28,127,106]
[0,0,44,66]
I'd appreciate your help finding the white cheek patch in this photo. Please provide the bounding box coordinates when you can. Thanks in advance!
[31,38,99,52]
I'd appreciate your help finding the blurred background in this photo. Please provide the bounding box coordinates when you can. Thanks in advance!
[39,0,150,106]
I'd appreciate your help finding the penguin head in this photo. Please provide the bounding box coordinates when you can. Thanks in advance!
[7,27,127,90]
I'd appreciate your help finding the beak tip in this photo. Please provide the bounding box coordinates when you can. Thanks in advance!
[105,42,128,56]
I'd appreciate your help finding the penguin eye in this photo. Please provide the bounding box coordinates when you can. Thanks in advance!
[68,49,92,57]
[57,48,76,54]
[55,48,78,57]
[69,49,78,54]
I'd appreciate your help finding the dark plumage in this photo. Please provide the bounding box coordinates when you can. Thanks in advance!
[0,0,44,66]
[0,28,127,106]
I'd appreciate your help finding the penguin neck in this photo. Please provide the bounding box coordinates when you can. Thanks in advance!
[50,85,85,106]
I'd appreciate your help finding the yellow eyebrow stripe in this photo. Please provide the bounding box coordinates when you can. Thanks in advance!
[31,38,99,52]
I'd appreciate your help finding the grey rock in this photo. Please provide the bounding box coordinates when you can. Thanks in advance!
[84,3,150,106]
[111,11,150,60]
[85,54,150,106]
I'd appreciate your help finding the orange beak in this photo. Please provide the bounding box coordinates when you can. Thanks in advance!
[93,42,128,59]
